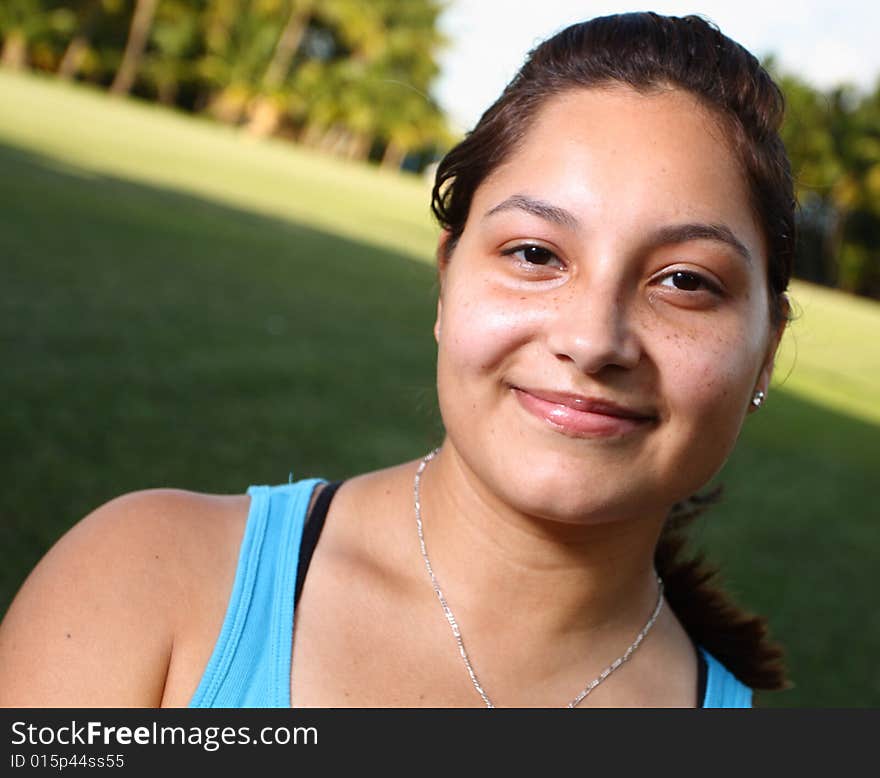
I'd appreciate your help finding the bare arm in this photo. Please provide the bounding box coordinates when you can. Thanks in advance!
[0,489,241,707]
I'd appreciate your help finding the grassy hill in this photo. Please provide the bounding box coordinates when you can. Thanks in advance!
[1,69,877,706]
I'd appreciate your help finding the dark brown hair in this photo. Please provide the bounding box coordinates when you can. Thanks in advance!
[431,12,793,691]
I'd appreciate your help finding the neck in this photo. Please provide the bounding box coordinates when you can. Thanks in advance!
[415,442,668,639]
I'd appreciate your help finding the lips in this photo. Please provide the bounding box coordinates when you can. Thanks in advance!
[511,386,657,437]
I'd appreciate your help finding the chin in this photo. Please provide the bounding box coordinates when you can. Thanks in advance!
[476,440,659,526]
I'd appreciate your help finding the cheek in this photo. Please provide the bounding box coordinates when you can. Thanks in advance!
[438,278,541,376]
[644,321,765,501]
[659,318,762,439]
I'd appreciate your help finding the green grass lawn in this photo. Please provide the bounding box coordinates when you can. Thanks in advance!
[1,69,878,707]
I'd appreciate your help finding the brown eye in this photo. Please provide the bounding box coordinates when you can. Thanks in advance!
[659,270,716,293]
[503,244,564,268]
[671,271,701,291]
[522,246,555,265]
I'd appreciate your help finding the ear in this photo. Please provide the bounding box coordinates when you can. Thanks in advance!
[434,230,453,344]
[436,229,453,284]
[433,296,442,344]
[749,302,789,413]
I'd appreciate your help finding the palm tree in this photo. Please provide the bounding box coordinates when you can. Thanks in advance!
[780,72,880,296]
[57,0,104,79]
[0,0,53,69]
[109,0,159,95]
[246,0,315,137]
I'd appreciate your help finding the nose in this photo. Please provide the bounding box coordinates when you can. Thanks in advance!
[544,282,642,374]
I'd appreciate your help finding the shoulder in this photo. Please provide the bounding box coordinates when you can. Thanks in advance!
[0,488,251,707]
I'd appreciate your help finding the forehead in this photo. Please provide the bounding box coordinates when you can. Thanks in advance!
[473,86,763,258]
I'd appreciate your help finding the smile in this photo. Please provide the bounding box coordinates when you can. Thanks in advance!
[511,386,658,438]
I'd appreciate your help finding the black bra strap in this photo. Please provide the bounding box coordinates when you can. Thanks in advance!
[294,480,343,606]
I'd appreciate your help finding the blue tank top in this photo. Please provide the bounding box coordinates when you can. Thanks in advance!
[189,480,752,708]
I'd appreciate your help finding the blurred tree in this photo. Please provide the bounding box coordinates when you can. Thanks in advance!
[262,0,311,89]
[57,0,105,79]
[0,0,74,71]
[284,0,448,167]
[372,0,449,167]
[198,0,292,124]
[0,0,42,69]
[838,85,880,296]
[778,70,880,298]
[2,0,450,173]
[245,0,315,137]
[109,0,159,95]
[139,0,203,105]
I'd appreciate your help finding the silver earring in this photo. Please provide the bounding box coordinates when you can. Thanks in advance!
[751,390,765,408]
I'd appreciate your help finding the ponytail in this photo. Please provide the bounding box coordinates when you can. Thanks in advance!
[655,490,790,693]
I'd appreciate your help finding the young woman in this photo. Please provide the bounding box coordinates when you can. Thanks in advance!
[0,12,792,708]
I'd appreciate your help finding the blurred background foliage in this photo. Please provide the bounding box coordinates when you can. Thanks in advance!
[1,1,879,299]
[776,67,880,299]
[0,0,452,170]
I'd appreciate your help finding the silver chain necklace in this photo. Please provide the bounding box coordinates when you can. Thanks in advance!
[413,447,665,708]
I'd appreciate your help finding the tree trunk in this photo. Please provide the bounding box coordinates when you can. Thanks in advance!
[825,204,847,288]
[328,128,351,156]
[0,31,28,70]
[298,121,323,147]
[109,0,159,95]
[262,2,310,90]
[208,86,248,124]
[244,3,310,137]
[318,125,344,153]
[58,0,103,79]
[156,79,177,106]
[347,132,370,161]
[381,140,406,171]
[57,35,88,79]
[245,97,283,138]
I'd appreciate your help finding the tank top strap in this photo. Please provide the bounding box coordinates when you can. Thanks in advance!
[189,479,325,708]
[699,646,753,708]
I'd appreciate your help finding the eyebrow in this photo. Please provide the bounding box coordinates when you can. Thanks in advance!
[484,195,581,230]
[648,223,753,265]
[484,194,752,264]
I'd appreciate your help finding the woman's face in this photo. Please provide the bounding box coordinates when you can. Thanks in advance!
[435,87,784,524]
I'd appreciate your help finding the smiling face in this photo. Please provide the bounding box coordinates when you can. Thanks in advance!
[434,86,784,525]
